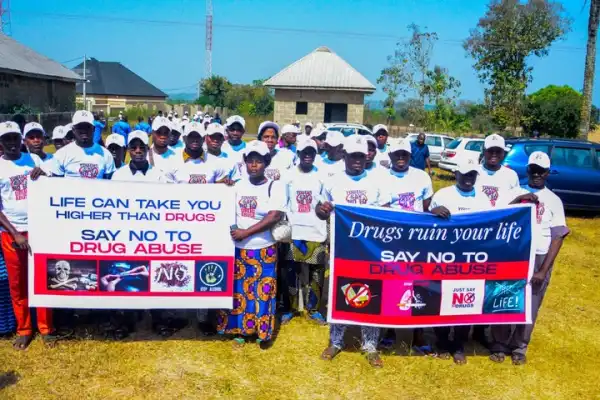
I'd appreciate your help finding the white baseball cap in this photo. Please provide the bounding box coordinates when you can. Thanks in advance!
[205,123,225,137]
[310,127,328,139]
[225,115,246,129]
[484,134,506,150]
[202,115,212,123]
[243,140,270,157]
[344,135,368,155]
[324,130,344,147]
[297,138,318,153]
[0,121,22,138]
[105,133,125,148]
[281,124,300,135]
[52,125,66,140]
[64,123,73,133]
[152,116,171,132]
[363,134,377,147]
[373,124,388,134]
[528,151,551,169]
[258,121,280,135]
[305,121,313,128]
[24,122,45,137]
[457,157,480,174]
[72,110,94,126]
[171,121,184,133]
[389,138,412,154]
[127,130,149,146]
[184,121,205,137]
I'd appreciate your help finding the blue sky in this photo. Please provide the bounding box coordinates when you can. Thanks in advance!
[10,0,598,102]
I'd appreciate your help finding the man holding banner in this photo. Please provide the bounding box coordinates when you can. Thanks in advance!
[317,135,390,368]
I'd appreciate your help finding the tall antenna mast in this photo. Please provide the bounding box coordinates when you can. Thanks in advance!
[205,0,213,79]
[0,0,12,36]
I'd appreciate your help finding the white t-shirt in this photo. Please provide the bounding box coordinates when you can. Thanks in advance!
[430,185,490,215]
[239,149,294,181]
[374,144,390,166]
[169,140,185,156]
[39,153,54,171]
[378,167,434,212]
[234,179,288,249]
[206,152,241,181]
[512,185,568,255]
[111,164,166,182]
[314,156,345,179]
[172,157,229,184]
[148,147,180,181]
[281,166,327,243]
[476,165,520,208]
[222,141,247,172]
[323,171,389,206]
[48,142,116,179]
[0,153,42,231]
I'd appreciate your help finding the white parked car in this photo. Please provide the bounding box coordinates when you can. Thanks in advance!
[406,133,454,164]
[324,123,372,137]
[438,137,485,172]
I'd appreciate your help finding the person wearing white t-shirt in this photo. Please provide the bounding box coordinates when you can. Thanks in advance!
[147,116,179,180]
[217,140,288,348]
[256,121,294,181]
[316,135,390,368]
[310,127,328,157]
[363,134,382,173]
[476,134,520,208]
[168,121,185,156]
[104,133,126,169]
[23,122,53,166]
[489,151,569,366]
[171,122,229,184]
[0,121,55,350]
[48,110,116,179]
[51,125,68,151]
[222,115,247,172]
[373,124,391,167]
[279,139,328,326]
[204,123,241,182]
[112,131,166,182]
[429,157,489,365]
[313,130,345,178]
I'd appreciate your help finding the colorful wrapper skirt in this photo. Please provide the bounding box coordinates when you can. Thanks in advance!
[217,245,278,341]
[0,248,16,335]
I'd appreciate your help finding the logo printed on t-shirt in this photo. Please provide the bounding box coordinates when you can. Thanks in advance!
[265,168,281,181]
[239,196,258,218]
[481,185,499,206]
[188,174,207,184]
[536,202,545,224]
[9,174,28,201]
[397,192,416,210]
[345,190,368,204]
[78,163,100,179]
[296,190,313,213]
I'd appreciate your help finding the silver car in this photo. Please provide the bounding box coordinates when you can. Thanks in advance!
[406,133,454,164]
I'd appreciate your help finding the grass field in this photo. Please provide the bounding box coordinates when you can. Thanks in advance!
[1,170,599,399]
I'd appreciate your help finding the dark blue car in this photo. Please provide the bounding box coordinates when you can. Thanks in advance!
[503,138,600,210]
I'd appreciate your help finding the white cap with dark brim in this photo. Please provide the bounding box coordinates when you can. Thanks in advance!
[128,130,149,146]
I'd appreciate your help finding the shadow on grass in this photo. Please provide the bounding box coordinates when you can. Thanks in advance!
[0,371,20,390]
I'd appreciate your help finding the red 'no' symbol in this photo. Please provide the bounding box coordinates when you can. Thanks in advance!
[344,283,371,309]
[464,293,475,303]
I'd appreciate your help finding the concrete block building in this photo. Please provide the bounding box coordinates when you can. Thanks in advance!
[264,46,375,125]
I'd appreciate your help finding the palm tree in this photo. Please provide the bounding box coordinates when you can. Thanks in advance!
[579,0,600,140]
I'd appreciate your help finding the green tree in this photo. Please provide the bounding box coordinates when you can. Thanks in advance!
[464,0,571,134]
[198,76,232,107]
[579,0,600,139]
[522,85,582,138]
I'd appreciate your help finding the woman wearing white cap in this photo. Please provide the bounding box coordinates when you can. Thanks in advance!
[476,134,520,208]
[217,140,288,348]
[279,139,328,325]
[256,121,294,181]
[429,157,490,365]
[489,151,569,366]
[279,124,299,154]
[313,130,345,178]
[47,111,116,179]
[0,121,55,349]
[316,135,390,368]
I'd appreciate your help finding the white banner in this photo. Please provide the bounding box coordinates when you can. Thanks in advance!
[28,177,235,309]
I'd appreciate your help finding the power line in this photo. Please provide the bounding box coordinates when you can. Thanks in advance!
[12,10,587,53]
[60,56,84,64]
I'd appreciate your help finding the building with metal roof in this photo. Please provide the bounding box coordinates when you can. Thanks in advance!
[0,33,81,113]
[73,58,168,114]
[264,46,375,125]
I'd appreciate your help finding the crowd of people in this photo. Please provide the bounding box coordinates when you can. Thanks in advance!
[0,110,569,368]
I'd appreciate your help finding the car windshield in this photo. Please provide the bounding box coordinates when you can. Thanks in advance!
[446,139,462,150]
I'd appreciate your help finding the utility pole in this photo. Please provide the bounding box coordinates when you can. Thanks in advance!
[0,0,12,36]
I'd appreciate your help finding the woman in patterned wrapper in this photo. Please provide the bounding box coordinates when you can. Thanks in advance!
[217,140,288,348]
[0,139,16,337]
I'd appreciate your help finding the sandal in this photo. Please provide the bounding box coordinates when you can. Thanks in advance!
[320,346,342,361]
[412,345,435,356]
[13,335,34,351]
[453,351,467,365]
[280,312,295,325]
[366,351,384,368]
[233,337,246,347]
[42,334,59,349]
[308,312,327,326]
[489,352,506,363]
[511,354,527,365]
